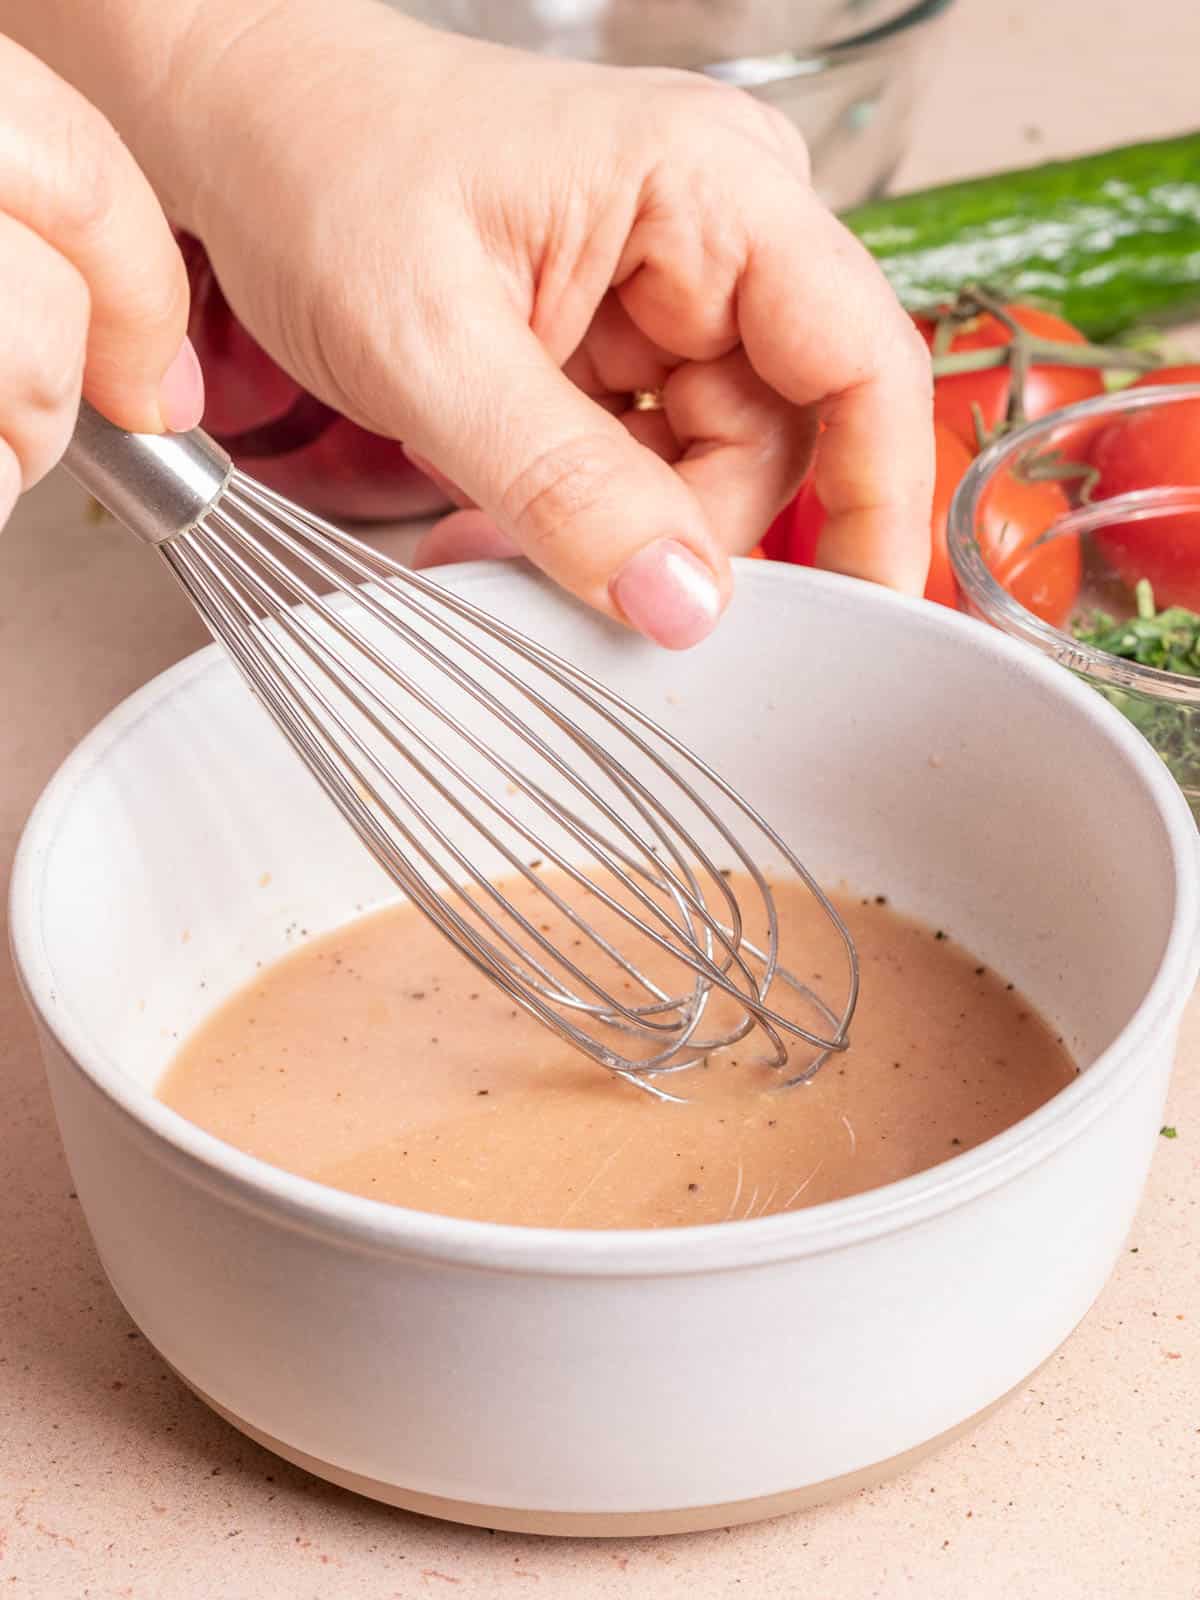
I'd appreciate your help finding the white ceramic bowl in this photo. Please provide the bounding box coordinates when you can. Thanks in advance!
[11,561,1199,1537]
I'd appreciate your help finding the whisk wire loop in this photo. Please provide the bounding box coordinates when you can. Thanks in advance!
[65,405,859,1094]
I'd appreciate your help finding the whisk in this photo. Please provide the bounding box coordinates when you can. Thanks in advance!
[64,401,858,1098]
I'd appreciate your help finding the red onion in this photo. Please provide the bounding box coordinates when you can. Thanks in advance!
[178,232,448,523]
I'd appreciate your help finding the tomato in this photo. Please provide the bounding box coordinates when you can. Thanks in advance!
[919,304,1105,450]
[746,544,766,559]
[979,474,1080,627]
[925,425,974,607]
[1088,386,1200,609]
[762,476,824,566]
[762,369,1079,622]
[1130,364,1200,390]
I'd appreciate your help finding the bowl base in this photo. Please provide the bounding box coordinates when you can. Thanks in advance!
[170,1364,1029,1538]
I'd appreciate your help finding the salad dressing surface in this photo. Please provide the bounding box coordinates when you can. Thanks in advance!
[159,873,1076,1228]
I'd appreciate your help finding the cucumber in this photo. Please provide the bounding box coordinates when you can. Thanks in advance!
[842,133,1200,340]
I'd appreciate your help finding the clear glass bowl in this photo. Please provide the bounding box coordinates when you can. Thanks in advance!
[390,0,958,210]
[948,384,1200,820]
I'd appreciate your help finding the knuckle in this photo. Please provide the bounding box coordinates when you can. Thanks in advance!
[757,103,812,178]
[643,162,746,299]
[2,257,90,486]
[54,103,123,241]
[6,371,82,488]
[27,270,89,417]
[498,433,622,555]
[136,248,191,339]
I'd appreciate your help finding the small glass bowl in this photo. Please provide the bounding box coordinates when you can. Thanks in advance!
[948,383,1200,820]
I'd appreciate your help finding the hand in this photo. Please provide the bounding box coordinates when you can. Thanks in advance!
[0,35,201,534]
[164,0,933,647]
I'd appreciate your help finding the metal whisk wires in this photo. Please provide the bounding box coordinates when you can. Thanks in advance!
[64,404,858,1096]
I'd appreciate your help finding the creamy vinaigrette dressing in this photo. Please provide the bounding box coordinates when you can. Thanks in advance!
[158,873,1076,1229]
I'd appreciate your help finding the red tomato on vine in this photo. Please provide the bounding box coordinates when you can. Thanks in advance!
[916,303,1105,449]
[1088,370,1200,610]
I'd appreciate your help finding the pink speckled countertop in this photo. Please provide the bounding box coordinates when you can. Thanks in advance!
[2,2,1198,1594]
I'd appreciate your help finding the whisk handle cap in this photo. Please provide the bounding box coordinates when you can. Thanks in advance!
[63,400,231,545]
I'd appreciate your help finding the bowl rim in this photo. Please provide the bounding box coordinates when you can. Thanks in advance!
[947,382,1200,703]
[704,0,954,85]
[10,560,1200,1277]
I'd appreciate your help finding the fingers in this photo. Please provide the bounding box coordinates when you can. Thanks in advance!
[0,212,89,488]
[615,134,932,594]
[662,349,817,555]
[401,278,730,649]
[732,193,934,594]
[0,36,198,434]
[410,354,813,577]
[563,292,676,398]
[411,509,520,569]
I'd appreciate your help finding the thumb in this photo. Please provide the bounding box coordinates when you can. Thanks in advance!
[405,301,731,649]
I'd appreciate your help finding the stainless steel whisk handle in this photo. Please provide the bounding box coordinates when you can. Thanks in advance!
[62,399,232,546]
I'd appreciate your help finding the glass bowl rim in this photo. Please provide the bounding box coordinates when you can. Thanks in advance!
[947,381,1200,707]
[694,0,955,87]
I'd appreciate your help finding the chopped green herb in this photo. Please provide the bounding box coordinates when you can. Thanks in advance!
[1160,1124,1178,1139]
[1074,580,1200,675]
[1072,581,1200,809]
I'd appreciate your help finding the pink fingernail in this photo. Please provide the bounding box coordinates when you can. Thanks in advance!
[611,539,722,650]
[157,337,205,433]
